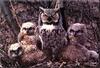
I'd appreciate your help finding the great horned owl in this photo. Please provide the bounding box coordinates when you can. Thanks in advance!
[39,7,61,26]
[11,22,46,66]
[62,23,99,65]
[38,7,67,61]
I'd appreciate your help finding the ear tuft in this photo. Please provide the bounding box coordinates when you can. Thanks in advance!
[54,7,60,12]
[39,7,45,12]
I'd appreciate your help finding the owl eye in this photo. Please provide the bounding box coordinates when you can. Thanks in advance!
[23,28,27,30]
[17,47,22,52]
[29,27,35,30]
[10,50,16,55]
[70,29,74,32]
[76,30,83,33]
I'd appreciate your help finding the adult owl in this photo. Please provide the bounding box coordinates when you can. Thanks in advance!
[38,7,67,62]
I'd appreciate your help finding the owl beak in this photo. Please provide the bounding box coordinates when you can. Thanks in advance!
[70,32,78,37]
[74,32,78,37]
[47,17,52,21]
[26,30,29,34]
[69,35,76,42]
[27,30,32,35]
[12,54,17,58]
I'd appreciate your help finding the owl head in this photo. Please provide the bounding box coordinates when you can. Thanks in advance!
[67,23,87,42]
[8,43,23,59]
[20,22,36,35]
[39,7,60,24]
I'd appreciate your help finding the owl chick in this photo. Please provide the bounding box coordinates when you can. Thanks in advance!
[62,23,99,65]
[18,22,36,42]
[67,23,87,45]
[18,22,43,49]
[38,7,67,61]
[17,22,46,66]
[8,43,22,60]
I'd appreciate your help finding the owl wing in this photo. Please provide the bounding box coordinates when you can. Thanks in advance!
[36,35,43,50]
[18,32,24,43]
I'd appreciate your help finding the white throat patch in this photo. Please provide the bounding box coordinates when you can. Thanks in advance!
[40,24,56,31]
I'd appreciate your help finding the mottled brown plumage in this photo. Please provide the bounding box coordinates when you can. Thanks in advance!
[62,44,87,64]
[9,22,46,66]
[39,7,67,61]
[19,35,46,65]
[61,23,99,65]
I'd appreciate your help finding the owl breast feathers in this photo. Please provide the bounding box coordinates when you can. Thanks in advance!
[18,33,46,65]
[39,25,67,61]
[40,27,67,49]
[62,44,87,63]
